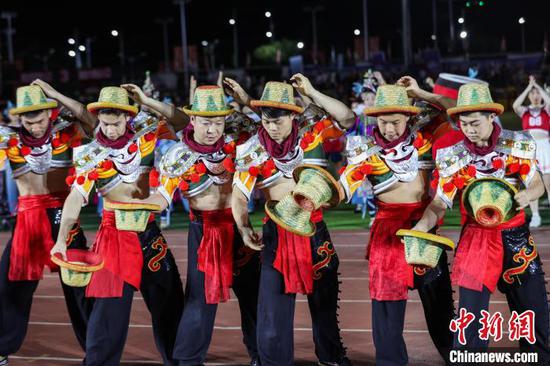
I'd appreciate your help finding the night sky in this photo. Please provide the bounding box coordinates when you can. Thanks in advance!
[0,0,549,71]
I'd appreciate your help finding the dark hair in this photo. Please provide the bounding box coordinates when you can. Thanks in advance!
[20,109,48,118]
[260,107,293,119]
[97,108,128,117]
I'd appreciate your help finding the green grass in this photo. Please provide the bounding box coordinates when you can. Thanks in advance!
[3,111,539,233]
[71,202,550,233]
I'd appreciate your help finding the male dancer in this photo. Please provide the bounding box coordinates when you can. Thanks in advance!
[227,76,354,366]
[0,82,95,365]
[413,83,550,360]
[339,77,455,365]
[123,83,261,365]
[51,86,184,366]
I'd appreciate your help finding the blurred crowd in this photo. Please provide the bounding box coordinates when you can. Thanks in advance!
[2,62,550,229]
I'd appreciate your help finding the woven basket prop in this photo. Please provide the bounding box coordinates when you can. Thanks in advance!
[104,201,161,232]
[51,249,104,287]
[462,177,518,228]
[396,229,455,268]
[265,164,344,237]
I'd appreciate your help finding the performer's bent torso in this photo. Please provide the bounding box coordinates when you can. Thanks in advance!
[339,113,455,366]
[435,126,550,360]
[233,120,349,366]
[68,115,184,366]
[0,120,89,356]
[155,127,261,366]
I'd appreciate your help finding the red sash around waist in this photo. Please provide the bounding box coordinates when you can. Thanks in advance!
[272,209,324,295]
[367,200,428,301]
[190,208,235,304]
[9,192,68,281]
[452,210,526,293]
[85,210,148,298]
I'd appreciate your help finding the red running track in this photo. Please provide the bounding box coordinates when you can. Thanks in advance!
[2,227,550,365]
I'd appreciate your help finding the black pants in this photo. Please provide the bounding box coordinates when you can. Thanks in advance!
[0,207,88,355]
[85,221,185,366]
[257,219,346,366]
[453,222,550,364]
[455,279,550,363]
[173,219,260,365]
[372,251,455,366]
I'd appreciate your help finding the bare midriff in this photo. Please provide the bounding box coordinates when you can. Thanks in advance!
[16,168,70,196]
[261,175,297,202]
[102,174,151,209]
[188,182,233,211]
[376,170,431,204]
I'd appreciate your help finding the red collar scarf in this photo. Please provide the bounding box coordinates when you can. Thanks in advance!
[462,122,501,156]
[96,126,135,149]
[18,122,53,148]
[373,126,411,149]
[182,125,225,154]
[258,120,299,159]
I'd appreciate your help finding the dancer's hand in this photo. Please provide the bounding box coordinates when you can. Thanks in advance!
[241,227,263,251]
[514,190,531,210]
[223,78,251,106]
[290,73,316,97]
[396,76,421,98]
[50,240,67,260]
[32,79,60,99]
[121,84,148,105]
[373,71,386,85]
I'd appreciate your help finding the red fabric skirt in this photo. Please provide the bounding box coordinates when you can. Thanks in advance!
[273,209,323,295]
[190,208,235,304]
[85,210,150,298]
[9,192,68,281]
[452,210,526,293]
[367,201,428,301]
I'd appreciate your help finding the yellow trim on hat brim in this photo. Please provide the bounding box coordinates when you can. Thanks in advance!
[447,103,504,117]
[104,200,161,212]
[182,105,234,117]
[9,101,58,116]
[363,105,421,117]
[461,177,519,221]
[250,100,305,114]
[51,254,104,273]
[87,102,139,116]
[264,200,316,237]
[293,164,344,208]
[396,229,455,250]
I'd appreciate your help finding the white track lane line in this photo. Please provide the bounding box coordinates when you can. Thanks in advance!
[9,355,239,365]
[27,321,432,333]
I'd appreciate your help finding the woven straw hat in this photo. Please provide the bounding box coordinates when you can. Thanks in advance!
[364,85,421,117]
[461,177,518,227]
[183,85,233,117]
[447,83,504,117]
[251,81,304,113]
[104,201,161,232]
[87,86,139,116]
[10,85,58,115]
[396,229,454,268]
[51,249,104,287]
[264,165,343,237]
[265,194,316,237]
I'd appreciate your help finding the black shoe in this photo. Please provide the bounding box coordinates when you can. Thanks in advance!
[0,356,8,366]
[250,358,261,366]
[318,357,352,366]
